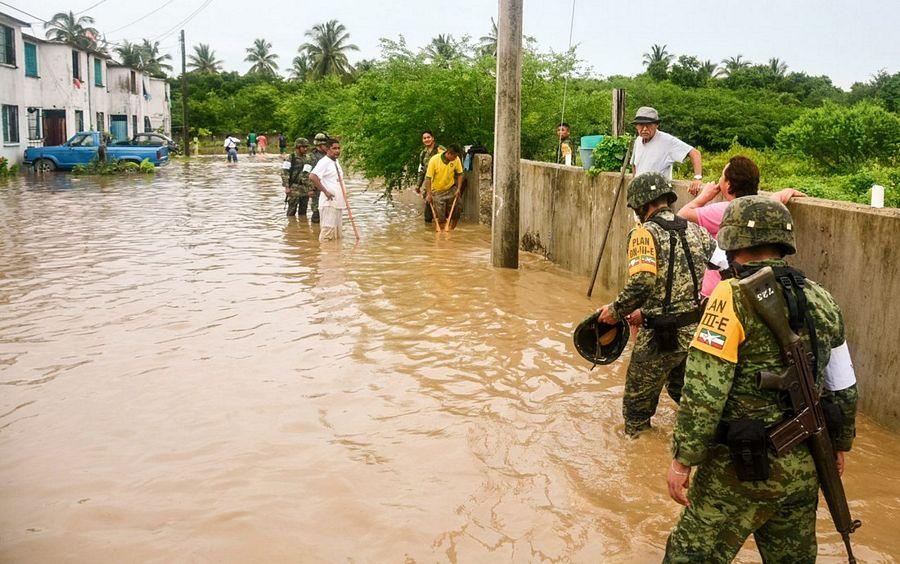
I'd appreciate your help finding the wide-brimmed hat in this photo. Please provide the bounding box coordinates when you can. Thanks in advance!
[632,106,661,124]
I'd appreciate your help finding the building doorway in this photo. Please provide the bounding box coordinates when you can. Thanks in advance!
[110,115,128,143]
[43,109,66,146]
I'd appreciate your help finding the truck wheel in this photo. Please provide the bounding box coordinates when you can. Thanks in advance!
[34,159,56,173]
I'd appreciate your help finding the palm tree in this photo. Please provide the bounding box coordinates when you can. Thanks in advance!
[718,55,751,77]
[425,34,461,63]
[767,57,788,77]
[290,54,310,81]
[188,43,223,74]
[114,40,144,69]
[139,39,173,76]
[478,18,498,57]
[699,60,719,80]
[245,38,279,75]
[642,44,674,68]
[300,20,359,80]
[45,11,100,49]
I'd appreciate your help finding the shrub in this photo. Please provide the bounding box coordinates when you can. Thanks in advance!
[776,101,900,172]
[588,135,632,174]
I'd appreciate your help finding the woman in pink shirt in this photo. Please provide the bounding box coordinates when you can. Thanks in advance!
[677,156,804,296]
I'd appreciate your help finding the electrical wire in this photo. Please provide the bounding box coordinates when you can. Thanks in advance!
[104,0,177,36]
[151,0,213,42]
[0,0,47,22]
[75,0,110,16]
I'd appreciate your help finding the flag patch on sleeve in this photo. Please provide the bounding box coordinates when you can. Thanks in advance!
[691,280,745,362]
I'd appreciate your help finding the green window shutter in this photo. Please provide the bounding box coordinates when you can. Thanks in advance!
[94,58,102,86]
[24,42,38,76]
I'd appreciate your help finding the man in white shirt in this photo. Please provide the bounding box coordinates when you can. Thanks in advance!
[223,134,240,163]
[630,107,704,194]
[309,139,346,242]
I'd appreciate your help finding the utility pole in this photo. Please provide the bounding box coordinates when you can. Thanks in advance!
[180,29,190,157]
[491,0,523,269]
[612,88,626,137]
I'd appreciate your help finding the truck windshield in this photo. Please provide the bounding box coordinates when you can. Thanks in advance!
[70,135,95,147]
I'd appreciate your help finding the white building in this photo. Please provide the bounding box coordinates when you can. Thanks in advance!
[0,11,171,167]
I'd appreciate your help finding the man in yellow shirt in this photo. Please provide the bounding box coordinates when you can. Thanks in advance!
[424,144,464,228]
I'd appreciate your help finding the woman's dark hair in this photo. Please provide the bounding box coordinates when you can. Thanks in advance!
[422,129,434,136]
[725,156,760,198]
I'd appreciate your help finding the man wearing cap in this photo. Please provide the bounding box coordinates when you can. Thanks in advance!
[308,133,330,224]
[281,137,314,218]
[631,107,704,195]
[663,196,858,562]
[597,172,714,437]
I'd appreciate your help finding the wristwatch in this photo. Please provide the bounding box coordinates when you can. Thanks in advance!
[693,174,703,180]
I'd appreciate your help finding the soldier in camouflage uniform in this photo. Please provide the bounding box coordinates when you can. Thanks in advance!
[416,130,444,223]
[308,133,330,224]
[598,172,714,436]
[281,137,314,217]
[664,196,859,562]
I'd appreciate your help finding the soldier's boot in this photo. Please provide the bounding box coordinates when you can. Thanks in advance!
[298,196,309,217]
[625,419,652,437]
[423,198,433,223]
[286,197,299,217]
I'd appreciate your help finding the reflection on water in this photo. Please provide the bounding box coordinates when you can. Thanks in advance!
[1,158,898,563]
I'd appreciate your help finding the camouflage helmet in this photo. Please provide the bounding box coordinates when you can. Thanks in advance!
[294,137,309,147]
[717,195,796,255]
[573,313,629,367]
[627,172,677,209]
[313,132,329,144]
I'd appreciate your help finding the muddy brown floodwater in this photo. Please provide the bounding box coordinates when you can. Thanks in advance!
[1,157,898,563]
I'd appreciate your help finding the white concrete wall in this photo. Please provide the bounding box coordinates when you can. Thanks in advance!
[144,78,170,135]
[107,66,145,138]
[0,14,27,166]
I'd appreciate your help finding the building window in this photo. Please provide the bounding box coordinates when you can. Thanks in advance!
[96,112,105,133]
[129,70,137,94]
[26,108,42,140]
[75,110,84,133]
[0,24,14,66]
[24,42,38,77]
[72,50,81,80]
[2,105,20,143]
[144,116,152,132]
[93,58,103,86]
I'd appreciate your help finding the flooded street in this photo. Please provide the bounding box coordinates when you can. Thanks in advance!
[1,158,898,563]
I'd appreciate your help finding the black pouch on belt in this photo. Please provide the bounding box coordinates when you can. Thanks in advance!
[726,419,770,481]
[651,318,679,352]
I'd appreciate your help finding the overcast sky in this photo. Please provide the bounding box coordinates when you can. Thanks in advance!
[14,0,900,89]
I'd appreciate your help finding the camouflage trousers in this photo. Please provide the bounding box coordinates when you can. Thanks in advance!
[286,188,308,216]
[309,188,320,215]
[664,444,819,563]
[622,327,692,436]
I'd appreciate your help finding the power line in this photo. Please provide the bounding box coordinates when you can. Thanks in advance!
[151,0,213,42]
[105,0,177,36]
[75,0,111,16]
[0,1,47,22]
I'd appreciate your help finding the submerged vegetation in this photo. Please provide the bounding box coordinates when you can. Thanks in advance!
[73,158,156,176]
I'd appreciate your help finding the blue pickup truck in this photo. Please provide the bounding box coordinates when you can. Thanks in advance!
[24,132,170,172]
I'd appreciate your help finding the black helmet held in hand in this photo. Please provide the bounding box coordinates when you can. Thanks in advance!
[573,312,629,367]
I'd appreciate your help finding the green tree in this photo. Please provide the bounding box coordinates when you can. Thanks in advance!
[849,70,900,112]
[44,11,100,49]
[300,20,359,80]
[425,34,463,65]
[139,39,173,76]
[777,101,900,171]
[767,57,788,77]
[670,55,708,88]
[245,38,279,76]
[642,44,673,80]
[114,41,144,69]
[290,54,310,81]
[188,44,223,74]
[718,54,751,77]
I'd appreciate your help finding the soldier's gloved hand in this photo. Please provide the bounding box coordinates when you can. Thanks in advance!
[667,459,692,507]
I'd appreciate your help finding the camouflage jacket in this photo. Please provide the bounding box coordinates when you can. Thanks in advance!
[281,152,314,190]
[417,145,445,188]
[611,208,714,321]
[672,258,858,467]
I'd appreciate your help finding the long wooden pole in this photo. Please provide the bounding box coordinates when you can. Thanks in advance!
[337,172,360,242]
[428,199,441,233]
[586,140,634,298]
[444,192,459,232]
[491,0,523,269]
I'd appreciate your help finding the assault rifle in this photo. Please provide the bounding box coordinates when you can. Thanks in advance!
[738,267,861,563]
